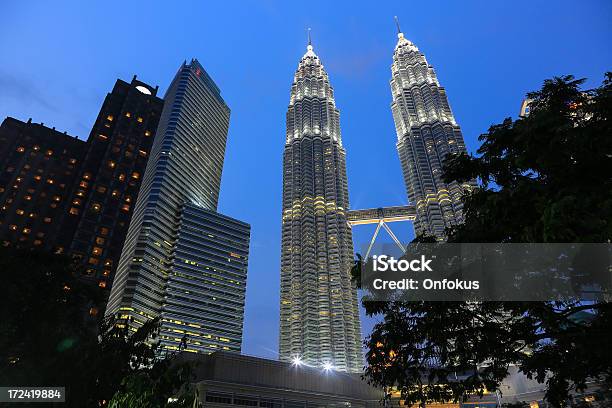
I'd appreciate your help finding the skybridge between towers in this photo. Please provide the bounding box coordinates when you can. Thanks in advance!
[346,205,416,259]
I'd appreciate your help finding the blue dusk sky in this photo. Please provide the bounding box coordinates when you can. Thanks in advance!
[1,1,610,359]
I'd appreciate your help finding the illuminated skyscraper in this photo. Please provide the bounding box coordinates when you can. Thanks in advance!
[279,36,362,373]
[107,59,250,355]
[390,19,472,239]
[61,77,164,291]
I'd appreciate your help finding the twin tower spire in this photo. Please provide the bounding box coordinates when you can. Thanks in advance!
[304,16,407,52]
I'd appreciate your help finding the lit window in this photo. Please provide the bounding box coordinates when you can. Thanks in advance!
[53,195,61,202]
[104,259,112,267]
[108,160,116,168]
[138,150,147,157]
[79,181,88,188]
[131,172,140,180]
[28,213,36,218]
[92,247,103,256]
[107,115,114,121]
[33,239,42,246]
[96,237,105,245]
[125,112,131,118]
[98,134,108,140]
[23,228,31,234]
[98,281,107,288]
[83,173,92,180]
[17,146,25,153]
[33,145,40,151]
[16,209,25,215]
[92,203,101,212]
[24,195,32,201]
[118,174,125,182]
[125,196,132,203]
[137,117,143,123]
[44,217,52,223]
[69,207,79,215]
[88,257,99,265]
[69,158,77,164]
[76,191,84,197]
[102,270,110,277]
[111,190,119,197]
[72,199,82,205]
[9,225,17,231]
[34,175,41,181]
[100,227,109,236]
[144,130,151,137]
[46,150,53,156]
[46,179,54,184]
[121,204,130,212]
[89,307,99,316]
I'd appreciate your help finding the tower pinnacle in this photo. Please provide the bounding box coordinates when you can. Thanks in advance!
[394,16,405,39]
[394,16,401,33]
[303,28,316,58]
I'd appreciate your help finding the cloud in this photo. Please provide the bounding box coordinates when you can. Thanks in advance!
[0,71,58,113]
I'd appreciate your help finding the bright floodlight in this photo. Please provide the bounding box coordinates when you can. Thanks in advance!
[291,356,303,367]
[323,362,333,371]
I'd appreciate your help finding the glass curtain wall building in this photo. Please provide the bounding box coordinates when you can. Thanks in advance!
[390,22,473,239]
[279,39,362,373]
[106,59,250,355]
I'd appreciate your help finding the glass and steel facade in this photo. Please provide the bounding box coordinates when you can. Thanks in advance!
[160,204,249,354]
[106,59,250,354]
[279,42,362,373]
[390,28,473,239]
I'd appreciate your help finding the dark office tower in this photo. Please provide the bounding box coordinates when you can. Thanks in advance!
[390,20,473,239]
[57,77,163,292]
[107,60,250,355]
[0,118,86,250]
[279,39,363,373]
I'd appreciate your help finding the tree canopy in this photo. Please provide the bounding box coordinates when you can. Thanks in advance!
[359,73,612,407]
[0,247,194,407]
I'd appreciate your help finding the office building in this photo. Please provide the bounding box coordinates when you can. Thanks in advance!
[0,118,86,251]
[59,77,164,290]
[106,59,250,355]
[390,19,473,239]
[279,37,363,372]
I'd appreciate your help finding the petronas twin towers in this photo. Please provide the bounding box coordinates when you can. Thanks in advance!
[279,39,362,372]
[279,24,471,372]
